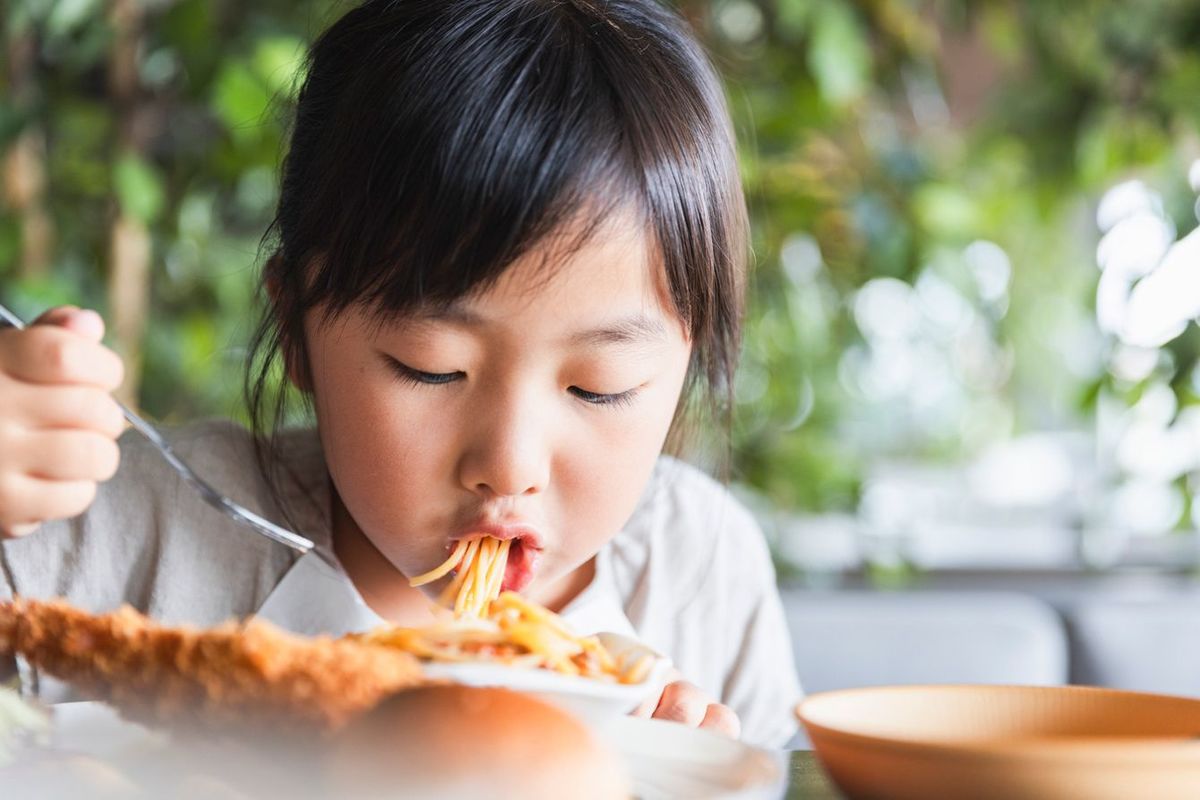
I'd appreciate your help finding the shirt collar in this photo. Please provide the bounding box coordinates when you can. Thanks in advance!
[255,548,387,637]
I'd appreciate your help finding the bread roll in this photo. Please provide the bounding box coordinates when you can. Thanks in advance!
[327,685,629,799]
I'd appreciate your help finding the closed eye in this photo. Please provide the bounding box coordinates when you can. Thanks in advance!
[385,357,464,386]
[569,386,639,408]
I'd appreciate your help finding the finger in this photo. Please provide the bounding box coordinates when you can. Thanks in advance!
[14,430,121,482]
[2,326,124,389]
[58,309,105,342]
[652,681,709,727]
[630,695,658,718]
[32,306,106,343]
[0,474,97,529]
[31,305,80,326]
[630,666,678,718]
[1,522,39,539]
[699,703,741,739]
[14,385,126,438]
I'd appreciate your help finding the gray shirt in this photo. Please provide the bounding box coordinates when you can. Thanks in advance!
[1,420,803,747]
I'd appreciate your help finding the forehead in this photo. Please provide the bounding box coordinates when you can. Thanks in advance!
[388,205,682,335]
[488,207,658,307]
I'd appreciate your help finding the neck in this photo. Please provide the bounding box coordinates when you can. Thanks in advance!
[528,554,595,613]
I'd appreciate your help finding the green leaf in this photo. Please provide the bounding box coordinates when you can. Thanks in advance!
[979,5,1023,62]
[776,0,813,41]
[913,184,980,241]
[5,277,85,318]
[212,62,272,141]
[113,153,165,224]
[46,0,100,36]
[807,3,871,107]
[7,0,38,36]
[253,36,306,97]
[0,219,19,281]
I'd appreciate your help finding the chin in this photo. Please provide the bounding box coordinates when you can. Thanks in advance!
[524,557,593,610]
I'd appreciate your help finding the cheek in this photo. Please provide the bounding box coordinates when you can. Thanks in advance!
[312,343,432,451]
[310,358,448,518]
[555,369,687,545]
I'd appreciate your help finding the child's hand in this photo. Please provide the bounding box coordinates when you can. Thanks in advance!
[633,671,742,739]
[0,306,125,539]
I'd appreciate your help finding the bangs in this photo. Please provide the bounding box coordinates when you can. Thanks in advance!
[269,0,745,372]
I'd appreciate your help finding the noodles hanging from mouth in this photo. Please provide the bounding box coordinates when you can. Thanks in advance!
[408,537,511,618]
[389,537,651,683]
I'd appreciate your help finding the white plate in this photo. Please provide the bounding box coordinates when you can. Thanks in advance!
[31,701,785,799]
[421,631,675,716]
[579,710,786,800]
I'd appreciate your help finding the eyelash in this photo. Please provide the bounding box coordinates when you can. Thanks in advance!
[568,386,640,409]
[386,358,463,387]
[385,357,639,409]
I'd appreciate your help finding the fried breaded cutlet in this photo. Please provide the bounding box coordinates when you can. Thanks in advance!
[0,598,426,735]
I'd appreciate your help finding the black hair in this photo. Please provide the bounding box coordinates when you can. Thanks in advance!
[247,0,748,496]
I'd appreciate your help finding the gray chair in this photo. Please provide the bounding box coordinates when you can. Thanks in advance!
[781,590,1069,695]
[1066,596,1200,697]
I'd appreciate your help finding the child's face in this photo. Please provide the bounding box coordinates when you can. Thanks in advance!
[303,209,692,608]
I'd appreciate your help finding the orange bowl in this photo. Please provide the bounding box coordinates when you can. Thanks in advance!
[797,684,1200,800]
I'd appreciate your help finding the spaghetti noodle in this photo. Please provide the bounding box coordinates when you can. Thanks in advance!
[408,537,512,618]
[357,590,652,684]
[373,536,650,683]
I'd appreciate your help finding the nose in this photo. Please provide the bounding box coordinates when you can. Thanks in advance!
[456,387,551,499]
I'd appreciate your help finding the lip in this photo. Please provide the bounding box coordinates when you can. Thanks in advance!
[451,522,545,551]
[451,522,544,594]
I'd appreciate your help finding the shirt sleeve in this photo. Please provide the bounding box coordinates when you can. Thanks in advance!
[0,421,299,700]
[713,505,805,749]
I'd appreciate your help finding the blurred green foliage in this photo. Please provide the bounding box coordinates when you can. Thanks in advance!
[700,0,1200,511]
[2,0,1199,514]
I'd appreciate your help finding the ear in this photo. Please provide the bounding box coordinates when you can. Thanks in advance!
[282,336,312,393]
[278,311,312,393]
[264,252,285,306]
[264,252,312,393]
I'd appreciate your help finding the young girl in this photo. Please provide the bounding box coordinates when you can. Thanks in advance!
[0,0,802,748]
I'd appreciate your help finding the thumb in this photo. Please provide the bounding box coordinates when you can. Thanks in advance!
[630,667,683,718]
[32,305,106,342]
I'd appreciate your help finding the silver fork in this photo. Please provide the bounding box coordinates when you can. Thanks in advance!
[0,302,318,558]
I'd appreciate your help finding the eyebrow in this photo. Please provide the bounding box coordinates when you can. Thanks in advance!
[568,315,668,347]
[420,303,668,347]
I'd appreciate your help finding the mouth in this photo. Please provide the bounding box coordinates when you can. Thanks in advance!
[451,523,544,594]
[498,537,540,593]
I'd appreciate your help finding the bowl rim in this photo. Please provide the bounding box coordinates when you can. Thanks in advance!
[796,684,1200,764]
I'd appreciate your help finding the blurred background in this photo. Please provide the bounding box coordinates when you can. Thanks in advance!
[3,0,1200,600]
